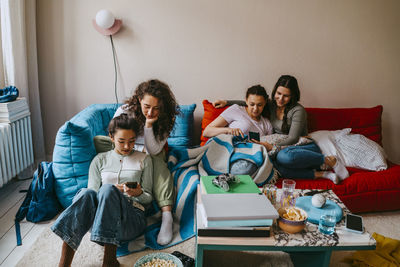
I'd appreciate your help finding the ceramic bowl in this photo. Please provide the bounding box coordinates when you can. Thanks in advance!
[278,207,308,234]
[134,252,183,267]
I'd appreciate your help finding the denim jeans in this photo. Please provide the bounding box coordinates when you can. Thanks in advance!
[51,184,146,250]
[273,142,325,179]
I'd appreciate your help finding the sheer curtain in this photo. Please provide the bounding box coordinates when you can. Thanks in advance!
[1,0,46,166]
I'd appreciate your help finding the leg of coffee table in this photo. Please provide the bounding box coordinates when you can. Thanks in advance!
[195,244,204,267]
[289,250,332,267]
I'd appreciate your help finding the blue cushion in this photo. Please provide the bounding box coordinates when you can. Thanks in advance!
[53,103,195,208]
[167,104,196,150]
[52,104,120,208]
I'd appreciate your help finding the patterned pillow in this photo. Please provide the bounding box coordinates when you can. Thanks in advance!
[261,134,313,146]
[335,133,387,171]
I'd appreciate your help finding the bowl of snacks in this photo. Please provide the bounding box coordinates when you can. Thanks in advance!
[134,252,183,267]
[278,206,308,234]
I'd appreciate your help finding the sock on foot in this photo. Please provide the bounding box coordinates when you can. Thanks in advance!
[59,241,75,267]
[157,211,173,245]
[322,171,339,184]
[333,160,349,180]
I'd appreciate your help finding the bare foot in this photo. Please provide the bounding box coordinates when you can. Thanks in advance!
[324,156,337,169]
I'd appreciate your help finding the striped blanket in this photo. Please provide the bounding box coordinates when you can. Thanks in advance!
[117,134,276,256]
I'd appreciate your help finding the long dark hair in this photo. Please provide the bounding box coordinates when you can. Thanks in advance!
[125,79,180,141]
[108,113,139,138]
[271,75,300,133]
[245,85,270,118]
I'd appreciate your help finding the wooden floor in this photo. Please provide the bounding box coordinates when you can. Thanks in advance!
[0,177,53,267]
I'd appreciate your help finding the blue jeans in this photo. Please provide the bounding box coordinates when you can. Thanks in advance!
[273,143,324,179]
[51,184,146,250]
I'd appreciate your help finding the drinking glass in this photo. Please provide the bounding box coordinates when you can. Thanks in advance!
[318,210,336,235]
[279,179,296,209]
[263,184,277,205]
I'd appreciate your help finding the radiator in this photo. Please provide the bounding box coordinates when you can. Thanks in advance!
[0,116,34,187]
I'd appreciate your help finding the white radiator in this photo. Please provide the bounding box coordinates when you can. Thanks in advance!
[0,116,34,187]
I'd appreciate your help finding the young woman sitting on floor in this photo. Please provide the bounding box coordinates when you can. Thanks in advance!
[52,114,153,267]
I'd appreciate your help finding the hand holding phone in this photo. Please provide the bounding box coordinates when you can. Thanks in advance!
[345,213,364,234]
[125,181,138,189]
[249,131,260,142]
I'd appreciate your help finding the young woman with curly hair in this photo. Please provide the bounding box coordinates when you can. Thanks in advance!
[95,79,179,245]
[114,79,179,245]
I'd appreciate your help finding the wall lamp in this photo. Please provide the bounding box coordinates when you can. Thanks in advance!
[92,9,122,103]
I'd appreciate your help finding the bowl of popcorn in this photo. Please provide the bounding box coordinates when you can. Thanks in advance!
[134,252,183,267]
[278,206,308,234]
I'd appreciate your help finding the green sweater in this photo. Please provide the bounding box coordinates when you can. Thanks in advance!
[88,150,153,208]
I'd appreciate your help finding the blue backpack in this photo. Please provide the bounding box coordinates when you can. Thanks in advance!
[15,162,61,245]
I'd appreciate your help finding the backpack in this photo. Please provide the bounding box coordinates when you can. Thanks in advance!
[15,161,61,245]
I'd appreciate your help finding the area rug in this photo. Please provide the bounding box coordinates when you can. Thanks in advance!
[17,211,400,267]
[16,226,293,267]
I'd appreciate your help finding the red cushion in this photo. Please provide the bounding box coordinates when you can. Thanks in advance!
[200,100,230,146]
[201,101,383,145]
[306,106,383,144]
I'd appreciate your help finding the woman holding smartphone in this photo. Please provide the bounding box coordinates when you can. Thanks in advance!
[52,114,153,266]
[203,84,273,139]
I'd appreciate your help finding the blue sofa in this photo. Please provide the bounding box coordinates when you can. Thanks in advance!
[52,103,196,208]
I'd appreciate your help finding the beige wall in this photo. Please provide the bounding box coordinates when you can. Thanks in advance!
[36,0,400,163]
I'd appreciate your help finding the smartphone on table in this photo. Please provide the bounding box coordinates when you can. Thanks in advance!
[345,213,364,234]
[249,131,260,142]
[125,182,138,189]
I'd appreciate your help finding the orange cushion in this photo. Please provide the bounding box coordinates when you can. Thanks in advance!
[200,100,230,146]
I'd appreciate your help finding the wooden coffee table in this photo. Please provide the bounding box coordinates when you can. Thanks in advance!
[195,189,376,267]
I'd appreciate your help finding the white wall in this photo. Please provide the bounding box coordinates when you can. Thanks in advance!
[36,0,400,163]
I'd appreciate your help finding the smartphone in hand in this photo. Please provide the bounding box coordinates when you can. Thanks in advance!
[125,182,138,189]
[249,131,260,142]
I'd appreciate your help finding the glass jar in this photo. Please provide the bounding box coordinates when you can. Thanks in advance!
[279,179,296,209]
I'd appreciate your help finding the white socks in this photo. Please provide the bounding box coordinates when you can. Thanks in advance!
[322,171,339,185]
[157,211,173,245]
[333,160,349,180]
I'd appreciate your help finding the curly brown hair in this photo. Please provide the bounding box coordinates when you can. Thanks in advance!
[125,79,180,141]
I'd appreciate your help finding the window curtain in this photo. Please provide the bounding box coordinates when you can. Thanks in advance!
[1,0,46,167]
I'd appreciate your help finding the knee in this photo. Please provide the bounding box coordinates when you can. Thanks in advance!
[73,188,97,204]
[98,184,119,200]
[276,149,295,165]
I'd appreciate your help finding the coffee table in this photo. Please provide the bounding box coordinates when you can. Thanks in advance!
[195,189,376,267]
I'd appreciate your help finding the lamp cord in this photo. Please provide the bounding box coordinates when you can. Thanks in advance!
[109,35,118,104]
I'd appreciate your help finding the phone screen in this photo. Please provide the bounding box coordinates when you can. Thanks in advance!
[346,214,363,232]
[125,182,138,189]
[249,131,260,141]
